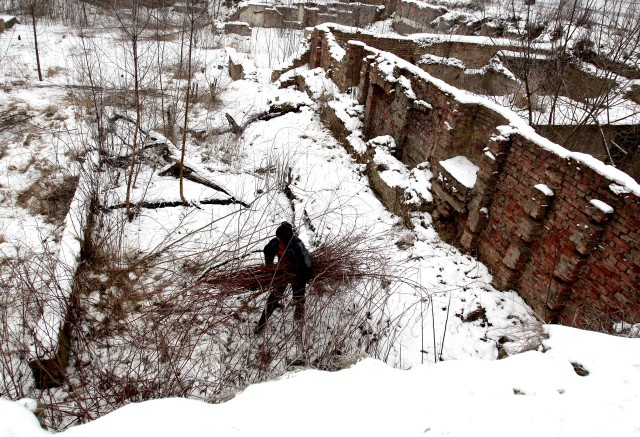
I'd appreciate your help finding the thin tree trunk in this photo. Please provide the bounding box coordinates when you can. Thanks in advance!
[126,35,141,218]
[179,21,195,204]
[31,6,43,82]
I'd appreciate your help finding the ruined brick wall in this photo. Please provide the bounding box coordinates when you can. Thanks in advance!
[308,27,640,328]
[416,41,499,68]
[392,0,447,35]
[330,29,420,63]
[474,135,639,326]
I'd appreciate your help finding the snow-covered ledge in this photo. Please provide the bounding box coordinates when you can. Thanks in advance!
[28,155,94,386]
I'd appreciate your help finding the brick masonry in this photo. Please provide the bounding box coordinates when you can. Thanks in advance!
[307,26,640,328]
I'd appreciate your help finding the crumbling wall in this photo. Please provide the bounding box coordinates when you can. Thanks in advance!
[230,2,385,30]
[307,26,640,328]
[473,134,639,326]
[331,29,420,63]
[0,15,18,32]
[415,39,519,69]
[392,0,447,34]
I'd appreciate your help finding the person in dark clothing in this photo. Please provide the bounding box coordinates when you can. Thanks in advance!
[254,222,312,334]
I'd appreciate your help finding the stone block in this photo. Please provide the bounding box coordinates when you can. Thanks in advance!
[503,241,531,270]
[492,263,519,290]
[546,279,572,311]
[460,227,478,252]
[228,56,244,81]
[569,223,602,255]
[467,208,488,233]
[224,21,252,37]
[524,187,553,220]
[554,252,587,283]
[518,215,542,242]
[432,181,466,214]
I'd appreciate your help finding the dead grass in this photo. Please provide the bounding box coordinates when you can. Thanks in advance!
[17,174,79,224]
[200,234,387,301]
[46,67,66,78]
[44,105,58,119]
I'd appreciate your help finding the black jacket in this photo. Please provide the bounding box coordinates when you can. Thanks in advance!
[264,236,313,282]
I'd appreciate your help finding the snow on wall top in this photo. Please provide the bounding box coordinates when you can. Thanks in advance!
[534,183,554,197]
[418,54,465,69]
[413,33,550,51]
[316,24,640,197]
[440,156,479,189]
[400,0,447,11]
[590,199,614,214]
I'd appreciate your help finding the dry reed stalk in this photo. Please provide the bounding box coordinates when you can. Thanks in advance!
[199,236,376,298]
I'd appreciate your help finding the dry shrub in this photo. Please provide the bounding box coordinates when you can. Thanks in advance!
[46,67,66,78]
[44,105,58,119]
[573,304,640,335]
[499,320,548,357]
[200,235,376,300]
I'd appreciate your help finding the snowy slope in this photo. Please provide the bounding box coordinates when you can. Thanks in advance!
[3,325,640,437]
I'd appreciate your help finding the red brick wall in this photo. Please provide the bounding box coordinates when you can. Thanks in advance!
[477,136,640,326]
[308,27,640,328]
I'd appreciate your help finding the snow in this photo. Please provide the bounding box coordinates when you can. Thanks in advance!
[610,183,631,195]
[414,99,432,110]
[439,156,479,189]
[401,0,447,11]
[3,325,640,437]
[589,199,614,214]
[0,6,638,436]
[319,24,640,197]
[398,75,417,99]
[484,149,496,161]
[418,53,466,69]
[0,398,50,437]
[534,183,554,197]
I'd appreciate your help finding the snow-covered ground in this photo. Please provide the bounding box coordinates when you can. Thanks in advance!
[3,324,640,436]
[0,2,638,435]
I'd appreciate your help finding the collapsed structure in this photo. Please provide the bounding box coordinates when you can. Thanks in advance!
[225,0,640,327]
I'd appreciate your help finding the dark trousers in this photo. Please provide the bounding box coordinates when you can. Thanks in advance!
[256,280,306,332]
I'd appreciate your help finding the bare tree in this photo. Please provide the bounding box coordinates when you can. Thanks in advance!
[179,0,209,203]
[112,2,152,218]
[490,0,639,175]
